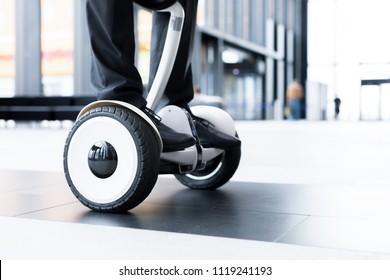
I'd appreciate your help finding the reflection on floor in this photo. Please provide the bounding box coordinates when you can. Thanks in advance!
[1,121,390,259]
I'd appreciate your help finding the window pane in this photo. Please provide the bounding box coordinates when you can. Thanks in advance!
[242,0,250,40]
[137,8,152,83]
[206,0,215,29]
[197,0,206,27]
[0,0,15,96]
[41,0,73,96]
[225,0,234,33]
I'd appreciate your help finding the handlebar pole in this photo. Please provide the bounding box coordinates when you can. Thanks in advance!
[146,2,185,111]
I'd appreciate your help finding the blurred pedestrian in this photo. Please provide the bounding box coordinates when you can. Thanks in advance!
[286,80,303,120]
[334,97,341,120]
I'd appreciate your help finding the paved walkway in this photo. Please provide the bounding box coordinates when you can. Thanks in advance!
[1,121,390,259]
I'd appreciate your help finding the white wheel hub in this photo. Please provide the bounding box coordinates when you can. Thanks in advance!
[66,116,138,204]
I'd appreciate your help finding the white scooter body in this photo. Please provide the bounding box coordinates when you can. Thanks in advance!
[76,2,237,174]
[64,1,241,212]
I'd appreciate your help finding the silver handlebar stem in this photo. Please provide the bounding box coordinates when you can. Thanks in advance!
[146,2,185,111]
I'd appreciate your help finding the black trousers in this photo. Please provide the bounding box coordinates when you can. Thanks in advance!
[86,0,198,109]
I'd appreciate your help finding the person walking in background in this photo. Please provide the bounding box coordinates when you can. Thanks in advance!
[286,80,304,120]
[334,97,341,120]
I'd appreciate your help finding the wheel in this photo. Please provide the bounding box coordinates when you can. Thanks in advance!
[174,143,241,190]
[63,105,160,212]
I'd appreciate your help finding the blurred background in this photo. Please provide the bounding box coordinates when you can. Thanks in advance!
[0,0,389,121]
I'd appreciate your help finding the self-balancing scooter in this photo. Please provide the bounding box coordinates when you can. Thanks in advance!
[63,0,241,212]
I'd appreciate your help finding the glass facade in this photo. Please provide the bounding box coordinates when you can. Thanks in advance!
[40,0,74,96]
[0,1,74,97]
[135,7,152,84]
[200,0,267,44]
[0,0,15,96]
[195,0,306,120]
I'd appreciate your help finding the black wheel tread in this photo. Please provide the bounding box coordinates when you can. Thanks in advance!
[64,105,160,212]
[174,141,241,190]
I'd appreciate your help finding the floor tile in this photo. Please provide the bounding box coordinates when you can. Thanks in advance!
[278,216,390,254]
[0,170,66,192]
[19,177,308,242]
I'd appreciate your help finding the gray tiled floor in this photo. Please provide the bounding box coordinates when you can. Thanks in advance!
[2,121,390,259]
[2,171,390,255]
[16,176,309,242]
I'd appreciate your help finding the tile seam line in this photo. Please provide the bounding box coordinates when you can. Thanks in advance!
[273,215,311,243]
[12,201,79,218]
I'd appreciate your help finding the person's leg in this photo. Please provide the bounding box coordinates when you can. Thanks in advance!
[86,0,195,152]
[86,0,146,108]
[149,0,198,107]
[148,0,240,149]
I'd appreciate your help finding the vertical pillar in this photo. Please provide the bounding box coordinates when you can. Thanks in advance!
[215,38,224,97]
[191,29,202,87]
[265,18,275,120]
[297,0,308,82]
[275,24,286,120]
[359,83,362,121]
[73,0,93,95]
[295,0,308,118]
[286,29,294,85]
[378,85,382,121]
[15,0,42,96]
[206,41,215,95]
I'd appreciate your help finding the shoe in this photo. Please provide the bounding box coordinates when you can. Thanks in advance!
[142,107,195,152]
[193,117,241,150]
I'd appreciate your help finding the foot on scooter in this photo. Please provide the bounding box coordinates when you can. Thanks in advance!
[183,106,240,149]
[143,107,195,152]
[193,117,241,149]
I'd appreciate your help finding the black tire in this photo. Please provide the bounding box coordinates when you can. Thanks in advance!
[63,106,160,212]
[174,144,241,190]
